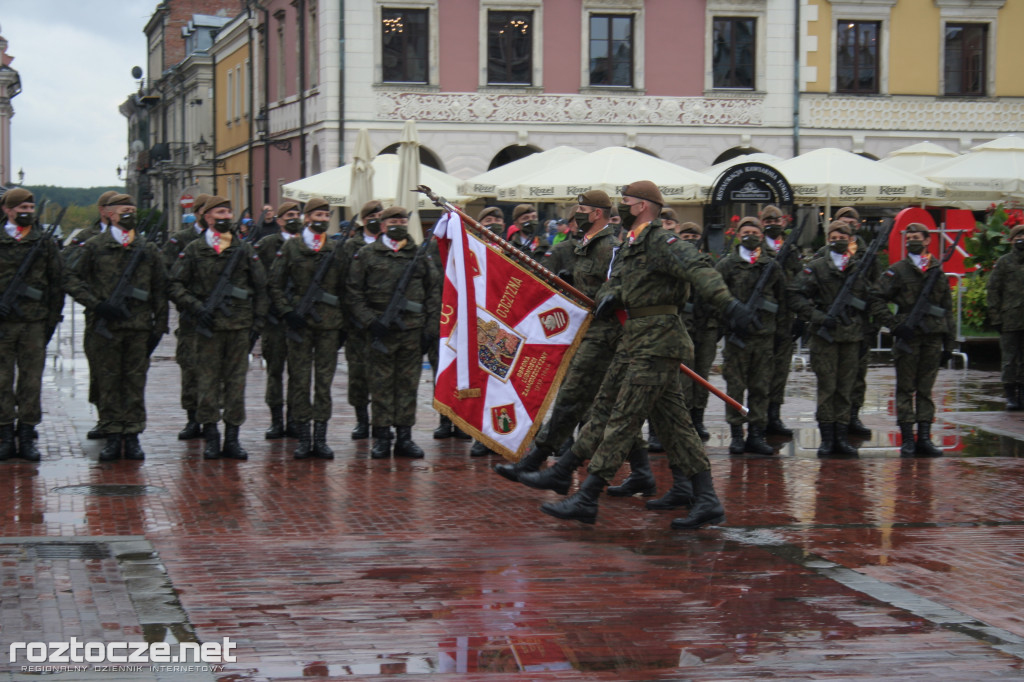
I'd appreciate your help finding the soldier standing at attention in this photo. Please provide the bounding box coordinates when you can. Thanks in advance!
[163,193,210,441]
[269,197,346,460]
[508,204,549,256]
[834,206,875,437]
[347,206,440,460]
[65,195,168,461]
[987,224,1024,411]
[255,200,302,439]
[675,220,716,441]
[0,188,64,462]
[874,223,953,457]
[169,197,268,461]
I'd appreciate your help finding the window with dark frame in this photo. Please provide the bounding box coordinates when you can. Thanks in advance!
[945,23,987,97]
[381,8,428,84]
[836,20,880,94]
[488,10,533,85]
[712,17,755,89]
[589,14,633,87]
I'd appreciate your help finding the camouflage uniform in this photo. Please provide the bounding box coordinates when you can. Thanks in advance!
[255,231,292,411]
[163,225,206,414]
[986,248,1024,386]
[764,233,804,406]
[508,231,550,258]
[681,282,719,411]
[65,219,107,409]
[64,231,168,435]
[339,228,378,414]
[542,236,579,280]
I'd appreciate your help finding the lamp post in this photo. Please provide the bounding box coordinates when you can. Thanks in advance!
[17,168,24,185]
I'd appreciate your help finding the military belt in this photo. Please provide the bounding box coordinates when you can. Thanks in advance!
[625,305,678,319]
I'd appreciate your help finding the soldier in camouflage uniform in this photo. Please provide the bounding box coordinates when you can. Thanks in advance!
[340,200,384,439]
[507,204,549,256]
[256,200,302,439]
[0,188,64,462]
[874,222,954,457]
[169,197,268,461]
[716,216,785,456]
[542,208,581,281]
[535,181,752,529]
[64,194,168,461]
[987,224,1024,411]
[676,220,717,441]
[163,193,210,441]
[347,206,440,459]
[268,197,346,459]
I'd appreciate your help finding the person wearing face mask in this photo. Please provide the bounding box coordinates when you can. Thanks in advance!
[347,206,440,460]
[714,216,785,456]
[507,204,549,257]
[986,224,1024,412]
[675,221,716,442]
[169,196,268,461]
[542,207,583,285]
[873,223,954,457]
[267,197,346,460]
[788,221,886,458]
[255,201,303,440]
[64,194,168,461]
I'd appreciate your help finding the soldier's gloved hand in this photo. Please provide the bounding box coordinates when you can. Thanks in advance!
[146,330,164,356]
[594,295,619,320]
[45,325,57,344]
[337,330,347,351]
[940,349,954,365]
[420,330,437,354]
[820,316,838,331]
[790,318,807,341]
[557,270,573,286]
[94,301,127,321]
[284,311,306,330]
[194,309,215,330]
[724,300,755,337]
[892,323,914,341]
[369,319,390,338]
[248,330,261,352]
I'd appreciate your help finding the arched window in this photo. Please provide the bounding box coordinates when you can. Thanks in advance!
[488,144,542,170]
[378,143,445,171]
[712,145,763,165]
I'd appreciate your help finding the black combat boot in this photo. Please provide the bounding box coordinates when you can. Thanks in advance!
[351,406,370,439]
[202,423,221,460]
[285,418,303,439]
[519,449,582,495]
[647,423,664,453]
[470,440,492,457]
[393,426,425,458]
[606,446,657,497]
[87,422,107,440]
[540,474,605,524]
[293,422,313,459]
[645,467,695,510]
[832,423,859,457]
[494,444,552,483]
[559,434,576,458]
[370,426,392,459]
[1007,384,1023,411]
[915,422,943,457]
[899,422,916,457]
[178,410,202,440]
[452,424,472,440]
[690,408,710,442]
[816,422,835,458]
[313,422,334,459]
[728,424,746,454]
[744,424,775,456]
[123,433,145,460]
[265,405,286,439]
[765,403,793,437]
[98,434,122,461]
[671,469,725,529]
[221,425,249,460]
[433,415,454,439]
[0,424,14,461]
[848,406,872,437]
[17,422,40,461]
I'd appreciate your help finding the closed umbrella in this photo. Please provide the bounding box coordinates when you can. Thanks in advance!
[349,128,375,221]
[395,119,423,243]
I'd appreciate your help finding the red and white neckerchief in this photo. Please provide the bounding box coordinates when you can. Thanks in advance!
[830,250,850,271]
[302,227,325,252]
[110,225,133,247]
[767,236,783,251]
[381,234,405,252]
[739,245,760,264]
[5,222,28,241]
[909,252,928,272]
[205,228,230,254]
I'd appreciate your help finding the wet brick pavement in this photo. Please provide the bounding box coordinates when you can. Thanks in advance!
[1,305,1023,680]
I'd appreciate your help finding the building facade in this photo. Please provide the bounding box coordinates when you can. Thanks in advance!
[0,31,21,187]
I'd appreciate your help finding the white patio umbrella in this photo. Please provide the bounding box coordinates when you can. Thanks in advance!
[920,135,1024,204]
[702,152,786,181]
[494,146,713,203]
[349,128,375,221]
[878,141,958,174]
[395,119,423,243]
[458,146,587,198]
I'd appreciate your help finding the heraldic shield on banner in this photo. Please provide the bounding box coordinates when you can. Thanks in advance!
[432,212,591,461]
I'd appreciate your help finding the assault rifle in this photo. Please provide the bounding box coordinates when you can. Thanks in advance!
[892,230,962,354]
[817,218,894,343]
[285,232,350,343]
[727,219,806,349]
[94,234,152,340]
[0,206,66,337]
[195,245,249,338]
[370,234,433,354]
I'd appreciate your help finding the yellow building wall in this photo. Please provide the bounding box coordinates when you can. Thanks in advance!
[996,2,1024,96]
[217,153,251,214]
[215,43,252,155]
[805,0,830,93]
[889,0,940,95]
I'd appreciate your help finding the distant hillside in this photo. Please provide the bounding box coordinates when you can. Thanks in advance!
[24,185,125,208]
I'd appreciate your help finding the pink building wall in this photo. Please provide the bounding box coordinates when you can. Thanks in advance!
[645,0,705,96]
[439,0,479,91]
[541,1,583,93]
[265,0,300,102]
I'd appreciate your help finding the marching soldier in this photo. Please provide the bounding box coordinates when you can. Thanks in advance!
[255,200,303,439]
[508,204,549,256]
[163,193,210,441]
[268,196,346,459]
[987,224,1024,411]
[477,206,505,237]
[64,194,168,461]
[0,188,64,461]
[67,190,117,254]
[169,196,268,460]
[543,208,581,282]
[676,221,716,441]
[347,206,440,460]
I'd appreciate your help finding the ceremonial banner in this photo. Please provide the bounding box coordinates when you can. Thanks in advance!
[432,212,591,461]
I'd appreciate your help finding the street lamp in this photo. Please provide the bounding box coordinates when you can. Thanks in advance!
[116,165,124,181]
[17,168,24,185]
[254,109,267,139]
[194,134,210,157]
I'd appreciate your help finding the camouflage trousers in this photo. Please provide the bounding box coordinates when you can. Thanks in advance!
[262,321,287,408]
[286,327,340,423]
[683,326,718,410]
[769,314,795,404]
[93,329,150,434]
[892,334,942,423]
[807,336,859,424]
[0,321,46,426]
[851,331,874,409]
[722,334,772,427]
[175,320,200,411]
[195,328,249,426]
[579,352,709,482]
[83,313,99,406]
[345,327,370,409]
[999,331,1024,383]
[369,328,422,427]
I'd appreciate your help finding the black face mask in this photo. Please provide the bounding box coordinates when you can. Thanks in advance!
[617,203,637,230]
[14,212,33,228]
[573,212,593,232]
[308,220,329,234]
[118,213,137,230]
[386,225,409,242]
[764,225,783,239]
[830,239,849,254]
[212,219,232,234]
[365,218,382,235]
[741,235,762,251]
[1014,240,1024,252]
[906,241,926,255]
[284,218,303,234]
[518,220,538,236]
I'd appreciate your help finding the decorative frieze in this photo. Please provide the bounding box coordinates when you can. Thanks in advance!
[803,95,1024,132]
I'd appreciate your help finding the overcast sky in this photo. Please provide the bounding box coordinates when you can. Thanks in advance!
[3,0,156,187]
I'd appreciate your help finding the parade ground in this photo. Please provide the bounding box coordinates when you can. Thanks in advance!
[2,309,1024,681]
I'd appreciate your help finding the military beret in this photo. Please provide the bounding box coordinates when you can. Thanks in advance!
[827,220,852,236]
[679,221,703,235]
[622,180,664,207]
[105,193,136,207]
[2,188,34,208]
[835,206,859,221]
[659,208,679,223]
[905,222,930,236]
[97,190,118,207]
[277,200,300,216]
[760,204,783,219]
[737,216,763,231]
[577,190,612,210]
[478,206,503,222]
[360,200,384,220]
[194,193,212,214]
[304,197,330,214]
[1009,225,1024,242]
[512,204,536,222]
[381,206,408,220]
[204,195,231,212]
